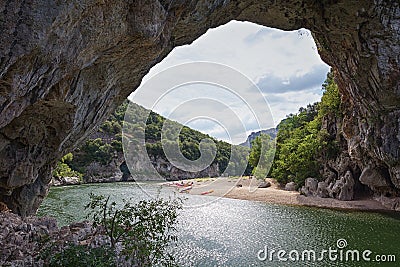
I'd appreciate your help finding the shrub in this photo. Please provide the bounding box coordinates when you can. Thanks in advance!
[38,194,182,267]
[52,153,83,179]
[85,194,182,266]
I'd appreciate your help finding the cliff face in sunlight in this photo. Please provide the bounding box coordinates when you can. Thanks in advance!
[0,0,399,215]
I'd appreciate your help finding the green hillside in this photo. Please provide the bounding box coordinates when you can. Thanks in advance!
[54,102,251,181]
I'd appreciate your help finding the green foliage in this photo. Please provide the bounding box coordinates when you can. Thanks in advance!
[122,103,248,176]
[73,138,115,169]
[58,102,128,175]
[319,70,341,118]
[52,153,83,179]
[62,99,249,179]
[248,134,275,179]
[38,193,181,266]
[85,193,182,267]
[100,120,122,135]
[225,145,251,176]
[271,70,341,186]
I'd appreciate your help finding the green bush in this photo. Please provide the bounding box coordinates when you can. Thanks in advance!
[85,194,182,267]
[52,153,83,179]
[248,134,275,179]
[38,194,182,267]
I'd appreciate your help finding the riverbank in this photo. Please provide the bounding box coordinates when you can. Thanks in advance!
[170,177,390,212]
[52,176,391,212]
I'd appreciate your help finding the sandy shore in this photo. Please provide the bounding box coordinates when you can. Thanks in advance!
[168,177,389,211]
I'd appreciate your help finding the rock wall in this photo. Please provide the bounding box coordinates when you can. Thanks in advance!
[148,155,220,181]
[304,113,364,201]
[126,149,220,181]
[82,151,131,183]
[1,0,400,215]
[51,149,219,185]
[75,153,219,183]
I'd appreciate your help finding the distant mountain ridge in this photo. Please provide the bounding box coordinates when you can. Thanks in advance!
[240,128,278,148]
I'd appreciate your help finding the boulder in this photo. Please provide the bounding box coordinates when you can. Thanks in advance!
[285,182,296,191]
[258,181,271,188]
[329,171,355,201]
[300,178,318,196]
[316,182,330,198]
[359,167,390,188]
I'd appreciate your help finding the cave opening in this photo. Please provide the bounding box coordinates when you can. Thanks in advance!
[1,1,399,217]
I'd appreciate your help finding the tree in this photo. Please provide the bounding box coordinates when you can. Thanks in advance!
[270,69,341,186]
[85,194,182,266]
[248,134,275,179]
[52,153,82,179]
[38,194,182,267]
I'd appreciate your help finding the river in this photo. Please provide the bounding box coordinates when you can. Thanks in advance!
[37,182,400,266]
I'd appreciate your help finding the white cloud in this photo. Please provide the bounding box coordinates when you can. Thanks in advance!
[130,20,330,144]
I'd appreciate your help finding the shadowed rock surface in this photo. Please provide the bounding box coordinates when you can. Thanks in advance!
[1,0,400,215]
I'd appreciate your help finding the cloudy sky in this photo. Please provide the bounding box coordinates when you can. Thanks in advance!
[129,20,330,144]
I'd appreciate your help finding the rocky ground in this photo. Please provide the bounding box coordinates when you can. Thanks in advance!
[0,212,109,266]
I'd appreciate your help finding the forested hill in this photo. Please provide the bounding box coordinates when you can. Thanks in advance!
[53,102,251,183]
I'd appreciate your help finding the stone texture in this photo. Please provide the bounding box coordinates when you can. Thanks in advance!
[0,211,115,266]
[0,0,400,214]
[83,152,132,183]
[301,172,355,200]
[258,181,271,188]
[301,178,318,196]
[316,181,329,198]
[285,182,296,191]
[359,167,390,188]
[329,171,355,201]
[0,212,58,266]
[153,156,219,180]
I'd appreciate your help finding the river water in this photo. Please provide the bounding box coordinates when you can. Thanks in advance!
[37,182,400,266]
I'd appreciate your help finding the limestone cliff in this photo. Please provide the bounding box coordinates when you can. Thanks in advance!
[1,0,400,215]
[124,153,219,181]
[62,152,219,184]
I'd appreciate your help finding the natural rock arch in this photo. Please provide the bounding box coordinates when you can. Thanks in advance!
[0,0,399,216]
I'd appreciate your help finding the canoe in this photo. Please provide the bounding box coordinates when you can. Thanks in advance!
[200,190,214,195]
[175,182,193,187]
[179,186,192,193]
